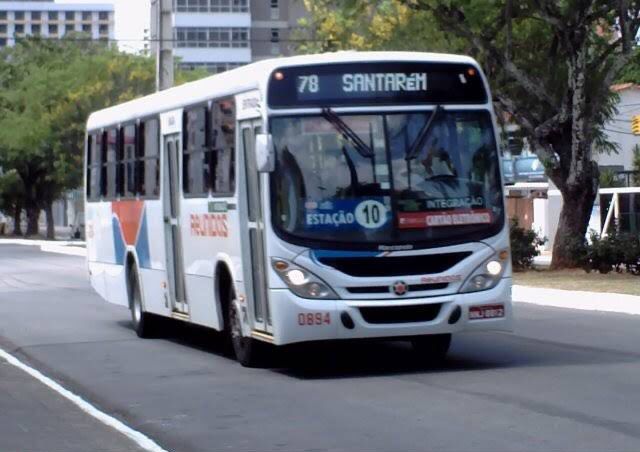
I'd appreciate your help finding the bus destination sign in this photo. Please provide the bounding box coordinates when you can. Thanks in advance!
[268,62,487,108]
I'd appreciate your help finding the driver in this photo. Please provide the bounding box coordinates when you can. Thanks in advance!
[421,147,457,178]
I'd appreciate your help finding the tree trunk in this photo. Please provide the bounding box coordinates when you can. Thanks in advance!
[26,206,40,236]
[45,201,55,240]
[550,165,598,269]
[12,203,23,236]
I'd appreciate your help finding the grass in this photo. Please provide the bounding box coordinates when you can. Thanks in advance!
[513,268,640,296]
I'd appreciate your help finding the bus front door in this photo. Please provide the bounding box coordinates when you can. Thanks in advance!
[240,120,271,333]
[162,132,188,316]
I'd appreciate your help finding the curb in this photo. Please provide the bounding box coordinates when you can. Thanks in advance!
[40,243,87,257]
[0,238,86,247]
[0,238,87,257]
[513,284,640,316]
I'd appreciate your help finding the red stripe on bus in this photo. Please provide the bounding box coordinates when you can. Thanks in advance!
[112,201,144,246]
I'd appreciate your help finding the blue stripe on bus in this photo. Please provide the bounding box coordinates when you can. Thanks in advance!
[136,211,151,269]
[311,249,382,263]
[112,216,125,265]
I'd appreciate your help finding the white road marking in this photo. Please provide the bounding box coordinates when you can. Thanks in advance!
[0,347,170,452]
[513,285,640,316]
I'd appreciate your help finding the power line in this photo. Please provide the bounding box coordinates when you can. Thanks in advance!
[5,36,332,44]
[603,127,640,136]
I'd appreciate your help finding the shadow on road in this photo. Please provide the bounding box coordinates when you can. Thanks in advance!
[116,318,640,380]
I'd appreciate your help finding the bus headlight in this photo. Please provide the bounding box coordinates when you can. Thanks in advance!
[271,258,338,300]
[459,251,508,293]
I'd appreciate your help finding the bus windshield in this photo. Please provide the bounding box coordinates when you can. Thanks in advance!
[271,110,504,249]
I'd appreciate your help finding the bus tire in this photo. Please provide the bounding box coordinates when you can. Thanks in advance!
[411,334,451,362]
[128,266,156,339]
[226,287,264,367]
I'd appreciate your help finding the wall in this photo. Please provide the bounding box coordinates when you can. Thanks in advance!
[598,88,640,170]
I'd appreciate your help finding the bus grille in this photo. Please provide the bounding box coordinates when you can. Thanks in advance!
[346,283,448,294]
[318,252,471,277]
[359,304,442,324]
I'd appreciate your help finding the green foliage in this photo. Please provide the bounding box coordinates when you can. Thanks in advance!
[633,145,640,187]
[583,231,640,276]
[509,218,546,271]
[296,0,462,54]
[599,168,624,188]
[615,49,640,84]
[563,235,590,269]
[0,37,209,236]
[0,169,23,215]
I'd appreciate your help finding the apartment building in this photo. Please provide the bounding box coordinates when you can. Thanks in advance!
[159,0,308,73]
[250,0,308,61]
[0,0,115,48]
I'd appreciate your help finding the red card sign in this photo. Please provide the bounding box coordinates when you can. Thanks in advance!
[398,209,493,229]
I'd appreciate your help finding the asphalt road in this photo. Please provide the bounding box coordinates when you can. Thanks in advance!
[1,243,640,452]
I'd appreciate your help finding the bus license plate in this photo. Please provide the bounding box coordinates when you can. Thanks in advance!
[469,304,505,320]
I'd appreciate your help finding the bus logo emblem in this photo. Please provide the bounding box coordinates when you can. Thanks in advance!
[392,281,408,296]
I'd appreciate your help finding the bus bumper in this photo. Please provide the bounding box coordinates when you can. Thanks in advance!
[268,278,513,346]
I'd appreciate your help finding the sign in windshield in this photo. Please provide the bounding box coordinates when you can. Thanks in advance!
[268,62,488,108]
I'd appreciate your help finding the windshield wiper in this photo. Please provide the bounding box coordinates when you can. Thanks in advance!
[321,107,374,159]
[405,104,443,161]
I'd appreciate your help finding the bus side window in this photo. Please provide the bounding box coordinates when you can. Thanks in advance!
[183,107,208,197]
[123,124,137,198]
[210,98,236,196]
[105,128,119,199]
[99,131,108,197]
[139,118,160,198]
[86,134,102,201]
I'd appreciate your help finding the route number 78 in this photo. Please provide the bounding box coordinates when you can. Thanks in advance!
[298,75,319,94]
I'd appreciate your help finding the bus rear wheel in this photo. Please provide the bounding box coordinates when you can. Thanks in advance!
[227,289,264,367]
[411,334,451,362]
[129,268,156,338]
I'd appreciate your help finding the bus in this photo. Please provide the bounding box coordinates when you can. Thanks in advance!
[85,52,513,367]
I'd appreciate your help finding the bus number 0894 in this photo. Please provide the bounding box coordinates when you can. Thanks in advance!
[298,312,331,326]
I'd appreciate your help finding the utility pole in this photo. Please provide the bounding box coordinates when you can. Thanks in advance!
[151,0,174,91]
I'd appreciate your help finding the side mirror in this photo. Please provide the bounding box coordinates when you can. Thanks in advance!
[255,133,275,173]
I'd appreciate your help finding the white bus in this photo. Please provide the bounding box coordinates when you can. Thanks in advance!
[85,52,513,366]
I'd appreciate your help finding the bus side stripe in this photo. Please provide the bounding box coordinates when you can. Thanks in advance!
[111,216,126,265]
[136,211,151,269]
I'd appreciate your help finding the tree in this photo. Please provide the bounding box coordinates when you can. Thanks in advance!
[0,37,208,238]
[0,169,24,235]
[300,0,640,268]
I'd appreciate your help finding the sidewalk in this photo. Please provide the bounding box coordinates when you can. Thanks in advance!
[513,285,640,316]
[0,238,86,256]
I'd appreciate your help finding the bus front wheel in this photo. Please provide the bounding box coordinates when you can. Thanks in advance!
[411,334,451,362]
[129,268,156,338]
[227,290,264,367]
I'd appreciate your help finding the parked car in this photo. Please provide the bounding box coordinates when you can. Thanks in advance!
[514,156,547,183]
[502,158,515,185]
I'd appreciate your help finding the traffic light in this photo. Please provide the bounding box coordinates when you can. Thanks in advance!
[632,115,640,135]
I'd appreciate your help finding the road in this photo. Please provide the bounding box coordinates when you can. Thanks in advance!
[1,243,640,452]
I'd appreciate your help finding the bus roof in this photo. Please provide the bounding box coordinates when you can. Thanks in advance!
[86,51,480,131]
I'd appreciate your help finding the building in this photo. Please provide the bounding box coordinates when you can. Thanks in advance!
[597,83,640,173]
[154,0,308,73]
[249,0,308,62]
[0,0,115,48]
